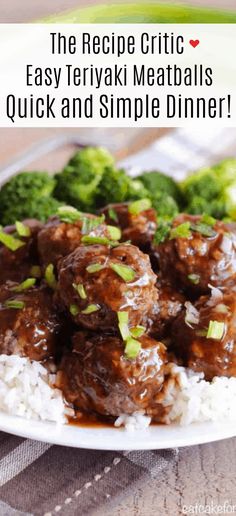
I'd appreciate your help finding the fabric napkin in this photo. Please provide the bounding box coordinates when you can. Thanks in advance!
[0,127,235,516]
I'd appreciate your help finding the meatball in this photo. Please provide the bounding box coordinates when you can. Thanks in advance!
[100,202,157,249]
[153,214,236,295]
[58,331,167,418]
[150,281,185,339]
[0,282,61,362]
[56,243,159,331]
[171,289,236,379]
[37,213,112,268]
[0,219,42,284]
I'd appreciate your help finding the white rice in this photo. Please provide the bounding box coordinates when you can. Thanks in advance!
[0,354,69,424]
[114,365,236,430]
[0,355,236,431]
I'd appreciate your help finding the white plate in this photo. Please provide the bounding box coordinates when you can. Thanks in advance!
[0,132,236,450]
[0,412,235,450]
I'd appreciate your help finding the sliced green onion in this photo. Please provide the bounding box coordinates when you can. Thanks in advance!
[70,304,79,316]
[206,320,225,340]
[81,235,119,247]
[30,265,42,278]
[86,263,104,274]
[73,283,87,299]
[214,303,229,314]
[128,198,152,215]
[57,206,82,223]
[81,215,105,235]
[81,304,100,315]
[12,278,36,292]
[0,231,25,251]
[4,299,25,310]
[45,264,57,289]
[107,225,121,241]
[169,222,191,240]
[124,337,141,359]
[130,325,146,338]
[110,263,136,282]
[190,222,216,238]
[108,208,118,222]
[117,311,130,341]
[154,221,171,245]
[15,221,31,237]
[201,214,216,226]
[188,274,200,285]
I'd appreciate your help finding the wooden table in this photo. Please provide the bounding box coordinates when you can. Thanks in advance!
[0,2,236,514]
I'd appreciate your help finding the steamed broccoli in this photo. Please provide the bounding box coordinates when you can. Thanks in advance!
[54,146,115,210]
[138,170,183,205]
[1,196,62,225]
[181,158,236,220]
[0,171,56,222]
[150,191,179,220]
[95,166,132,207]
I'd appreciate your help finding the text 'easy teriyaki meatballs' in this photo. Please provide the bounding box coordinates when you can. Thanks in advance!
[153,214,236,295]
[56,242,159,331]
[58,331,167,419]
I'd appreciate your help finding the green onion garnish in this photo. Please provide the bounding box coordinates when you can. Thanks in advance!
[201,214,216,226]
[57,206,82,224]
[81,304,100,314]
[128,198,152,215]
[30,265,42,278]
[130,325,146,338]
[81,215,105,235]
[117,311,130,341]
[15,221,31,237]
[154,220,171,245]
[73,283,87,299]
[188,274,200,285]
[4,299,25,309]
[108,208,118,222]
[12,278,36,292]
[86,263,104,274]
[81,235,119,247]
[110,263,136,282]
[169,222,191,240]
[206,320,225,340]
[70,304,79,316]
[190,222,216,238]
[107,225,121,241]
[45,264,57,289]
[0,231,25,251]
[124,337,141,359]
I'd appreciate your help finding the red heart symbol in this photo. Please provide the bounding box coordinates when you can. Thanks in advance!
[189,39,200,48]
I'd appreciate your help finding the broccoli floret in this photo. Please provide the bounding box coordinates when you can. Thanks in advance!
[181,168,221,202]
[138,170,183,205]
[1,196,62,225]
[95,166,132,207]
[0,172,55,221]
[185,196,226,219]
[150,191,179,220]
[54,146,114,211]
[127,179,150,201]
[213,159,236,187]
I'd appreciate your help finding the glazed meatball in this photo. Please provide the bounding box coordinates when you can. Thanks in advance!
[58,331,167,418]
[0,219,42,284]
[38,213,112,268]
[171,290,236,380]
[100,202,157,249]
[0,282,61,362]
[150,281,185,339]
[153,214,236,295]
[56,243,159,331]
